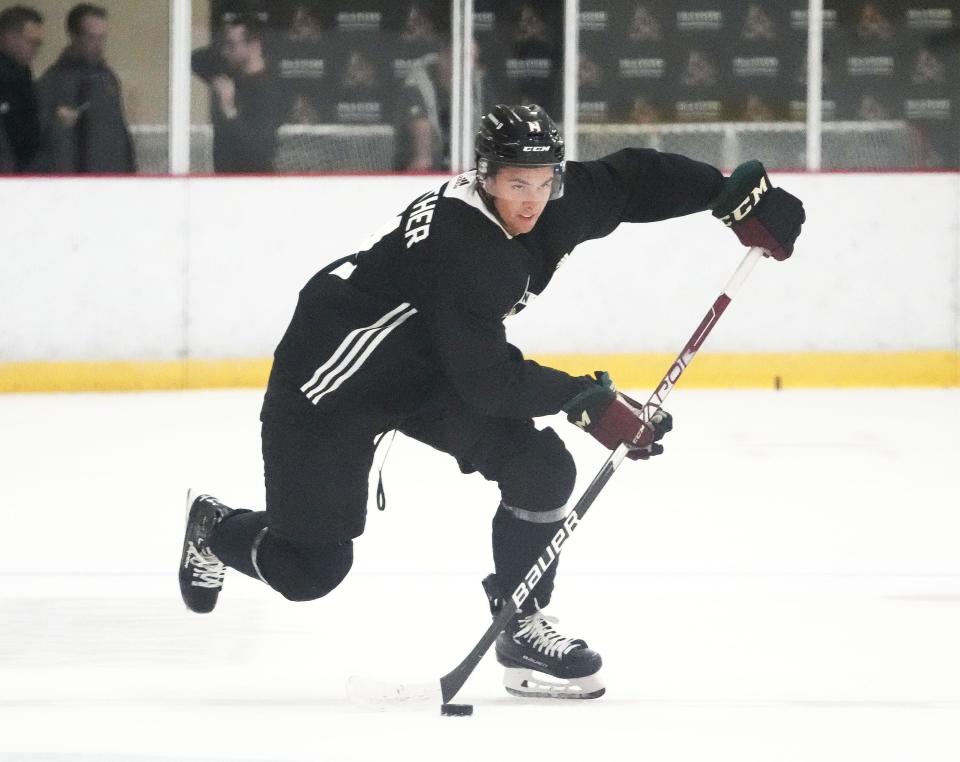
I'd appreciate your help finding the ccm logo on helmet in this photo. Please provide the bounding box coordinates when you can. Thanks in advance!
[522,146,551,152]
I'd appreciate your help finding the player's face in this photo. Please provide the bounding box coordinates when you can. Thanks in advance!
[487,165,555,236]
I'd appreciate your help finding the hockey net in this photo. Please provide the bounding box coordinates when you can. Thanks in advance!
[577,120,927,171]
[130,124,396,174]
[131,120,926,174]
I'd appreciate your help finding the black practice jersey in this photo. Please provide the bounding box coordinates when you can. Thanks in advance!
[269,148,724,423]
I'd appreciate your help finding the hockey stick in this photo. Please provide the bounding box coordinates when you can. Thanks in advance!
[347,245,765,706]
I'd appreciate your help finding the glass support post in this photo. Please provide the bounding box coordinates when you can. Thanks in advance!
[168,0,192,174]
[805,0,824,171]
[562,0,579,160]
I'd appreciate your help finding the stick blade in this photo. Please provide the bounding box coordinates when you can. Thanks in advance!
[346,675,442,707]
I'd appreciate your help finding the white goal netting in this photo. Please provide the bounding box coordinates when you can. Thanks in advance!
[577,121,928,171]
[130,124,397,174]
[130,119,928,174]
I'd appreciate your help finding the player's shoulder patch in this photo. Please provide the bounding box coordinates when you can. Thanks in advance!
[443,170,476,196]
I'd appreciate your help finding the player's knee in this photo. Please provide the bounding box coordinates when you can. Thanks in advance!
[499,427,576,514]
[258,533,354,602]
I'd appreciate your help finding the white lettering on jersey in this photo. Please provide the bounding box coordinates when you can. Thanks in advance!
[404,189,440,248]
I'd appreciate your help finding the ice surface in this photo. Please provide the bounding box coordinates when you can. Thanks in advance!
[1,388,959,761]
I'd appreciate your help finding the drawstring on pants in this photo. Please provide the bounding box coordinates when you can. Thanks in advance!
[373,430,398,511]
[318,252,397,513]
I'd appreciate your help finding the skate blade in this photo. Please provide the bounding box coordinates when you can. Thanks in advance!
[503,668,605,700]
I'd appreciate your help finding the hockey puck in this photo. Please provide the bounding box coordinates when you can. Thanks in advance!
[440,703,474,717]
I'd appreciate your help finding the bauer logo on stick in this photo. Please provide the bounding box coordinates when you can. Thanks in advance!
[511,510,582,609]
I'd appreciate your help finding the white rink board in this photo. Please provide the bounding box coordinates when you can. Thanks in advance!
[1,172,959,361]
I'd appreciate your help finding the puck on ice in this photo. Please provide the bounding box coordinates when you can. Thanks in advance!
[441,703,474,717]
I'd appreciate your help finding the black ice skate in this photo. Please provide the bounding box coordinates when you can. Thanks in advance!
[495,609,605,699]
[178,489,229,613]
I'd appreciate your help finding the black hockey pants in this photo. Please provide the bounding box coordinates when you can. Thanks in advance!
[211,384,577,608]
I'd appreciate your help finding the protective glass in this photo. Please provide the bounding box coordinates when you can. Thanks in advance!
[477,158,566,201]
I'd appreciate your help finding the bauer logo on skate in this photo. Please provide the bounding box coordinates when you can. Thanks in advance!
[720,176,769,226]
[404,189,439,248]
[511,510,581,609]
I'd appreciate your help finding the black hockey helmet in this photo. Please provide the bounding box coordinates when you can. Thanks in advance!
[475,104,565,201]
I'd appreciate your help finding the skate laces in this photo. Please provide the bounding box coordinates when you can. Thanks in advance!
[514,612,582,658]
[184,541,225,588]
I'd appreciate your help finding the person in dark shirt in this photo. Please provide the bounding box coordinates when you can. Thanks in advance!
[394,41,485,172]
[179,105,805,700]
[34,3,135,173]
[192,14,283,174]
[394,47,451,171]
[0,5,44,173]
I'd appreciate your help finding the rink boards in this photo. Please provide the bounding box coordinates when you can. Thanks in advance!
[2,172,958,391]
[0,350,956,392]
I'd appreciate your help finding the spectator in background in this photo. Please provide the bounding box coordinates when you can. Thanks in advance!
[192,14,283,173]
[394,46,450,170]
[394,39,483,171]
[0,5,43,173]
[35,3,135,173]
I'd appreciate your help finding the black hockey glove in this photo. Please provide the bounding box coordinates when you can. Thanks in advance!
[562,372,673,461]
[710,160,805,261]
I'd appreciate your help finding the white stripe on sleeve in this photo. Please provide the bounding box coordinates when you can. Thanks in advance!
[300,302,413,397]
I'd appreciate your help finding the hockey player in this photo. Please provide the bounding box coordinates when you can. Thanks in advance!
[179,104,804,699]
